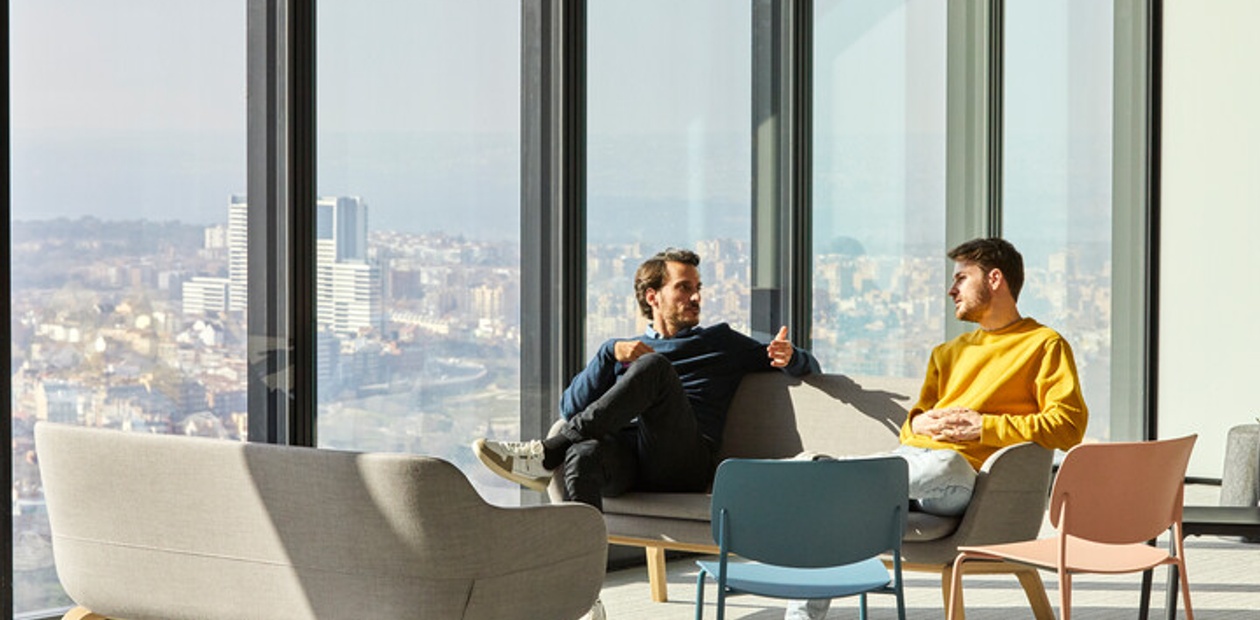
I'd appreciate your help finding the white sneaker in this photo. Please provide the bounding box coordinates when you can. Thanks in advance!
[472,438,553,492]
[579,598,606,620]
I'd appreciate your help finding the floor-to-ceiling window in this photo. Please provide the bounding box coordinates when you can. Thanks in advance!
[586,1,753,355]
[811,0,948,378]
[315,0,522,505]
[5,1,1154,614]
[9,1,246,614]
[1003,0,1114,442]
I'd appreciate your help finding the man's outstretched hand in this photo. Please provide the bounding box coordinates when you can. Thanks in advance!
[766,325,795,368]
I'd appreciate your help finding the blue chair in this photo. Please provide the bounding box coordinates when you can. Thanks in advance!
[695,457,909,620]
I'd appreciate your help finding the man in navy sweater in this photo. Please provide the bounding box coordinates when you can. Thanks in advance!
[474,247,819,509]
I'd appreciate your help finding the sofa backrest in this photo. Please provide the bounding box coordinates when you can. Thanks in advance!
[718,372,919,460]
[36,423,605,620]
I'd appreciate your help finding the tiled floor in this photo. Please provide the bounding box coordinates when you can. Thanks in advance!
[597,485,1260,619]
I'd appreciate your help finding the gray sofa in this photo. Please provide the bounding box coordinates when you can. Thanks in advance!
[37,422,607,620]
[548,372,1057,618]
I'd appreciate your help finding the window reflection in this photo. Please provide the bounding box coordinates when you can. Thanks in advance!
[587,1,753,356]
[1003,0,1114,441]
[315,0,522,505]
[9,1,247,613]
[811,0,948,378]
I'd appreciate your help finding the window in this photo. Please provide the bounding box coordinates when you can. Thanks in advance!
[9,1,246,614]
[586,1,753,355]
[1002,0,1114,441]
[811,0,948,378]
[315,0,522,505]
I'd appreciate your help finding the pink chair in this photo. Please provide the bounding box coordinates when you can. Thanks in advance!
[946,435,1198,620]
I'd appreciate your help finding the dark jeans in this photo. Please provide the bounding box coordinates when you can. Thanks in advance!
[557,353,717,510]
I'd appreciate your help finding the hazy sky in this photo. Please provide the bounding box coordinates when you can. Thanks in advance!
[10,0,1112,251]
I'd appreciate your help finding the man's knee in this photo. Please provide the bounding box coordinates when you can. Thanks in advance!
[897,447,976,516]
[626,351,674,379]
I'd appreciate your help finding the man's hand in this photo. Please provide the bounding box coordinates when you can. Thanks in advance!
[911,407,983,442]
[766,325,795,368]
[614,340,655,363]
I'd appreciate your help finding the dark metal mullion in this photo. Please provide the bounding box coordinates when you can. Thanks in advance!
[288,0,317,447]
[1145,0,1163,440]
[521,0,585,448]
[2,0,14,614]
[561,0,587,391]
[789,0,813,348]
[988,0,1004,236]
[246,0,317,447]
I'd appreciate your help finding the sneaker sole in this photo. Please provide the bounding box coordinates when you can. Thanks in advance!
[471,439,552,493]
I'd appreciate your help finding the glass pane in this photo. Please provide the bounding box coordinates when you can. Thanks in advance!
[9,1,246,614]
[1003,0,1113,441]
[811,0,948,378]
[586,1,753,356]
[315,1,521,505]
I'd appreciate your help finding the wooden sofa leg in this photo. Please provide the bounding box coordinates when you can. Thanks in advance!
[1014,567,1055,620]
[646,546,669,602]
[63,607,110,620]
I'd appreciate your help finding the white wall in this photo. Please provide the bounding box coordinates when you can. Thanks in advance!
[1160,0,1260,477]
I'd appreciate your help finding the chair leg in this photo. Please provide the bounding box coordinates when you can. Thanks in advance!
[695,568,707,620]
[946,555,968,620]
[1177,559,1195,620]
[716,576,727,620]
[1013,566,1056,620]
[1059,568,1072,620]
[859,592,868,620]
[941,564,963,620]
[646,546,669,602]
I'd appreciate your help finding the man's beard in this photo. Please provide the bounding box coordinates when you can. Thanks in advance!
[669,305,701,330]
[956,287,991,323]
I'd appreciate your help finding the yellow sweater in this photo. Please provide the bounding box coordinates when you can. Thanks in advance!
[899,317,1088,470]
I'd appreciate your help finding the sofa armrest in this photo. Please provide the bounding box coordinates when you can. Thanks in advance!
[902,442,1053,565]
[959,442,1054,543]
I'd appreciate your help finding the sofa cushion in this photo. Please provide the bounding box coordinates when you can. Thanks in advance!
[603,492,960,543]
[905,512,961,542]
[605,492,712,522]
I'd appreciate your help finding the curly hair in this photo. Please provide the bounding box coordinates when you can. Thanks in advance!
[633,248,701,319]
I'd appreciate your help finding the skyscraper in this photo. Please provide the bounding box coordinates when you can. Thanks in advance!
[315,196,383,336]
[227,195,248,312]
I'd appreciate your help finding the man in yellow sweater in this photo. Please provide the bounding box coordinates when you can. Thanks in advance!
[787,237,1088,620]
[900,236,1089,504]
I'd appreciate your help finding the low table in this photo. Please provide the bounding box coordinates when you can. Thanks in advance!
[1138,505,1260,620]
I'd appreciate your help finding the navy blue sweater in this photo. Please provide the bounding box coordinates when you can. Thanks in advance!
[559,323,819,445]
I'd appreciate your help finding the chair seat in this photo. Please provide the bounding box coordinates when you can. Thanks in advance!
[960,535,1178,574]
[696,556,891,600]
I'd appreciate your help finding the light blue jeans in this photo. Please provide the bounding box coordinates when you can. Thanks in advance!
[784,446,976,620]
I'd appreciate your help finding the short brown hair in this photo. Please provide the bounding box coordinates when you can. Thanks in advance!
[634,248,701,319]
[948,237,1025,301]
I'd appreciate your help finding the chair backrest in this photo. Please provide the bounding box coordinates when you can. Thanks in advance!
[710,457,908,568]
[1049,435,1197,544]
